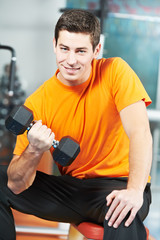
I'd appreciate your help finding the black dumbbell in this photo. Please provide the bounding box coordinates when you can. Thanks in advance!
[5,105,80,166]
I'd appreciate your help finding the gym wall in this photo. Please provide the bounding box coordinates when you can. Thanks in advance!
[0,0,66,97]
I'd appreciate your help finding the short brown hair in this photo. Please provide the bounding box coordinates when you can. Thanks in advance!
[54,9,101,51]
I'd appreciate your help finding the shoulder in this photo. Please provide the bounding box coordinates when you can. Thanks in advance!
[24,76,55,118]
[92,57,130,83]
[93,57,128,73]
[94,57,125,65]
[98,57,137,83]
[27,76,54,102]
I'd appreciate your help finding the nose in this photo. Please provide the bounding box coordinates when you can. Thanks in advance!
[66,51,77,65]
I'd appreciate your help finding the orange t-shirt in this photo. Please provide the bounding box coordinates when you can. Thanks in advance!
[13,57,151,179]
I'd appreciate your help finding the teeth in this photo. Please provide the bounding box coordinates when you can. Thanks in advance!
[65,66,79,70]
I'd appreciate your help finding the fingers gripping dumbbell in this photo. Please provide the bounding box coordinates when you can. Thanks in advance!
[5,105,80,166]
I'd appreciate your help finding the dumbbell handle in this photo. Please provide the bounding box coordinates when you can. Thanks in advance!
[27,123,59,149]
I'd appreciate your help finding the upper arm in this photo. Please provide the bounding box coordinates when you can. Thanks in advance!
[119,100,151,138]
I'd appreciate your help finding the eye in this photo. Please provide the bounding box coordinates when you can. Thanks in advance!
[77,49,86,54]
[60,47,68,52]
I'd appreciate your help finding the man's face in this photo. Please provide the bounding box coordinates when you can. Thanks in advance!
[53,30,100,86]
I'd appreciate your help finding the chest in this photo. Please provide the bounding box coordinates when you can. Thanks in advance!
[43,82,119,144]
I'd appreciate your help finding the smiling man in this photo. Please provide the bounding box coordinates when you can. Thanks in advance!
[0,9,152,240]
[54,31,100,85]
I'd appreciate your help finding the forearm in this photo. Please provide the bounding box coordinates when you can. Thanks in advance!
[7,145,43,194]
[127,129,152,192]
[106,101,153,228]
[7,121,55,194]
[106,131,152,228]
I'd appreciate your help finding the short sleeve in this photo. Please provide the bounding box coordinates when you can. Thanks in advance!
[111,58,152,112]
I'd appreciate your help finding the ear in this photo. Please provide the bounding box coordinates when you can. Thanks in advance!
[93,43,101,59]
[53,38,56,53]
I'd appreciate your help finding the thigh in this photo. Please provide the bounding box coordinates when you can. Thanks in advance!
[0,165,85,225]
[81,178,151,226]
[81,177,129,224]
[103,192,151,240]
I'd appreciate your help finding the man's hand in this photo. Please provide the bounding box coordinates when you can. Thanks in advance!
[27,120,55,153]
[105,189,143,228]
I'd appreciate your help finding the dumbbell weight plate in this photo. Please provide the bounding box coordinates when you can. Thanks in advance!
[53,136,80,166]
[5,105,33,135]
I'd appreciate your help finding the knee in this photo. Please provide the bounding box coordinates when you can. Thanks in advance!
[0,165,8,187]
[0,166,10,208]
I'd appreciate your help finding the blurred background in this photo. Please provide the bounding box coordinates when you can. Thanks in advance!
[0,0,160,239]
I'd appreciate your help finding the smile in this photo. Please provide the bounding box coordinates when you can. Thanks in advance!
[63,66,80,74]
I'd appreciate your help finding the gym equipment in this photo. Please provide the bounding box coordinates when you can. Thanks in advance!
[70,222,150,240]
[0,44,16,96]
[0,44,26,164]
[5,105,80,166]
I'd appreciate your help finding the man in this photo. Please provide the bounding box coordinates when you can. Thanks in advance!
[0,9,152,240]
